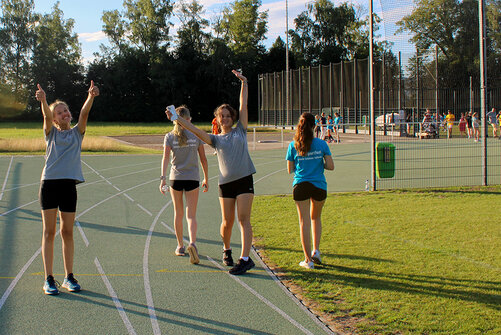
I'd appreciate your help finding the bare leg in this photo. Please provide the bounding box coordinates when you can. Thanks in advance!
[219,197,236,250]
[184,188,200,244]
[295,200,312,262]
[59,211,76,277]
[310,199,325,252]
[41,209,58,277]
[236,193,254,258]
[169,188,185,248]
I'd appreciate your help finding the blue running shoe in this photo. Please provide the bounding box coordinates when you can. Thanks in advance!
[62,273,81,292]
[43,275,59,295]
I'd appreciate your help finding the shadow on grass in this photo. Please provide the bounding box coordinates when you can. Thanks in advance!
[286,262,501,310]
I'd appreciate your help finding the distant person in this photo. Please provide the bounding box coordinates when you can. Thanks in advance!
[466,111,473,138]
[160,106,209,264]
[35,81,99,295]
[458,113,467,137]
[487,107,500,139]
[314,114,321,138]
[211,117,219,154]
[472,112,480,142]
[320,112,327,140]
[165,70,256,275]
[445,110,455,138]
[333,112,342,143]
[286,112,334,269]
[325,115,334,143]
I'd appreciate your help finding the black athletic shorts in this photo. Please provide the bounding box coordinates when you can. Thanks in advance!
[219,175,254,199]
[170,179,199,192]
[293,182,327,201]
[39,179,77,212]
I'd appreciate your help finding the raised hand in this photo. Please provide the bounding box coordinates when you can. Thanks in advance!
[232,69,247,83]
[35,84,46,102]
[88,80,100,97]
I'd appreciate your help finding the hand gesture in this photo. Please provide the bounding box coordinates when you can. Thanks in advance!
[202,179,208,193]
[232,69,247,83]
[35,84,46,103]
[88,80,100,97]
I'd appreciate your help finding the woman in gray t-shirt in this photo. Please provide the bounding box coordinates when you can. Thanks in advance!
[160,106,208,265]
[165,70,256,275]
[36,81,99,295]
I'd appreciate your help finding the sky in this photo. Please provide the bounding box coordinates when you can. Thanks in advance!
[32,0,415,64]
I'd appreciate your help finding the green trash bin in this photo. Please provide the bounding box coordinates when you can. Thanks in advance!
[376,142,395,178]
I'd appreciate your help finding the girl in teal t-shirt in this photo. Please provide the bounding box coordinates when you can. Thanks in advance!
[286,112,334,269]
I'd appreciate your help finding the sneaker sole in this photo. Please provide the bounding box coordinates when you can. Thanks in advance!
[187,245,200,264]
[229,262,255,275]
[43,289,59,295]
[61,285,81,292]
[312,257,321,265]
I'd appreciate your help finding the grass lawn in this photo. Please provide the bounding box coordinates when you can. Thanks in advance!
[252,187,501,335]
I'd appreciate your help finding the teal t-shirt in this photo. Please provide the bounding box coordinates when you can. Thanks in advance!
[286,138,331,190]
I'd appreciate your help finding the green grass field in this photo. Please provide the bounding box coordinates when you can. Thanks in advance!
[252,187,501,334]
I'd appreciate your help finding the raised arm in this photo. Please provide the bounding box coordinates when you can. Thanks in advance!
[77,80,100,135]
[232,70,248,129]
[35,84,52,136]
[165,108,212,145]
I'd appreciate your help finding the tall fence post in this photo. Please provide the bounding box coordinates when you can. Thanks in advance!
[479,0,488,185]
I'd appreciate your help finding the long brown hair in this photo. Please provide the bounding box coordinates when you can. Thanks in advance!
[172,105,191,146]
[294,112,315,156]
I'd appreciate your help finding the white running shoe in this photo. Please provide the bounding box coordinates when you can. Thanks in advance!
[311,250,322,264]
[299,260,314,269]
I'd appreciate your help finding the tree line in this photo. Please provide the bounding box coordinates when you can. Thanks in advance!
[1,0,500,122]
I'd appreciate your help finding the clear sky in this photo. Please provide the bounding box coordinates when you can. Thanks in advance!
[32,0,414,64]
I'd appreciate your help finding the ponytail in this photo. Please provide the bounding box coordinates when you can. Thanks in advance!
[293,112,315,156]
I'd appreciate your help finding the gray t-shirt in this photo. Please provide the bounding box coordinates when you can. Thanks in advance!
[164,130,203,181]
[209,121,256,185]
[41,125,84,183]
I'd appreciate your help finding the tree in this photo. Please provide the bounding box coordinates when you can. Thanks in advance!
[0,0,37,96]
[216,0,268,60]
[396,0,480,87]
[289,0,359,66]
[122,0,173,56]
[31,1,84,114]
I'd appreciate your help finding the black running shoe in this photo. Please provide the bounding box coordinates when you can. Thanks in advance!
[229,258,255,275]
[223,249,234,266]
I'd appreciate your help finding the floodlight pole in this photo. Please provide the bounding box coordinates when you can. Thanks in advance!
[369,0,376,191]
[479,0,487,185]
[285,0,290,127]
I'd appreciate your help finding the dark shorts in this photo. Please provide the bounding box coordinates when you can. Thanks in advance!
[293,182,327,202]
[39,179,77,212]
[219,175,254,199]
[170,180,199,192]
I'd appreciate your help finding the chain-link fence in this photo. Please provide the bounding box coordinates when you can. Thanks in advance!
[257,0,501,190]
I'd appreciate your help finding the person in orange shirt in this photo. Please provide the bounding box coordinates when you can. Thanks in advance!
[211,117,219,154]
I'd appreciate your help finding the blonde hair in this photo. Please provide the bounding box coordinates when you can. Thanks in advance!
[172,105,191,146]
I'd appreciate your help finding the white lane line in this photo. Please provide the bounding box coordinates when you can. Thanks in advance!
[94,257,137,335]
[0,247,41,311]
[0,200,38,217]
[0,156,13,201]
[137,204,152,217]
[254,168,287,184]
[75,221,89,247]
[143,201,172,335]
[206,256,315,335]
